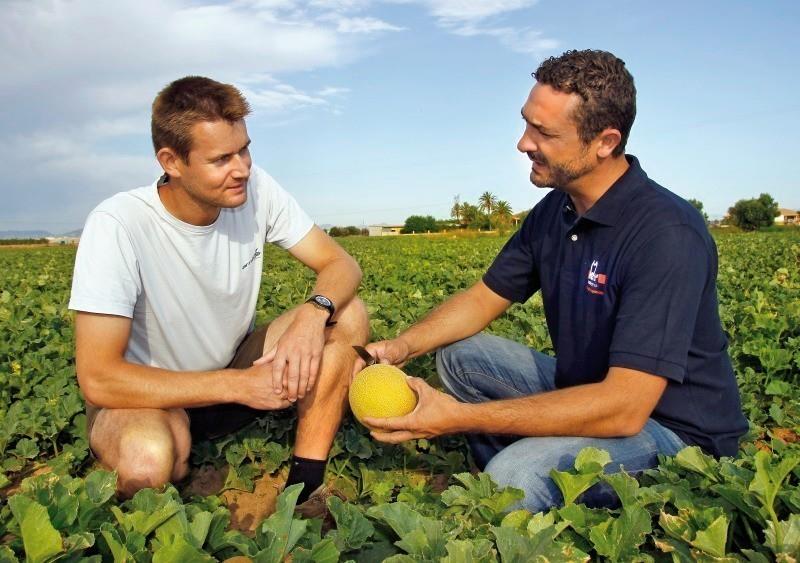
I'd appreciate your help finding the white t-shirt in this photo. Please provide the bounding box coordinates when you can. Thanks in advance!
[68,165,314,372]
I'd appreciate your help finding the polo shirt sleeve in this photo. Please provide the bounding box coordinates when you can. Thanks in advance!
[608,225,708,383]
[482,212,540,302]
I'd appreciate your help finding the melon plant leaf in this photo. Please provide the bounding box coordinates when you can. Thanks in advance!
[765,380,792,396]
[653,536,695,562]
[7,494,64,563]
[526,511,556,536]
[602,470,640,508]
[711,485,765,528]
[557,503,610,541]
[394,519,448,561]
[188,510,214,548]
[492,524,587,563]
[549,470,600,507]
[674,447,720,483]
[588,505,651,561]
[0,546,20,563]
[441,538,495,562]
[84,470,117,506]
[326,495,374,552]
[749,450,799,511]
[367,502,423,539]
[254,483,308,562]
[151,534,215,563]
[499,509,530,531]
[690,514,729,558]
[764,514,800,556]
[574,447,611,473]
[291,537,341,563]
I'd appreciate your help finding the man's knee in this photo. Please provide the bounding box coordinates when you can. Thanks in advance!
[116,429,179,497]
[484,445,561,514]
[435,335,484,398]
[334,296,369,343]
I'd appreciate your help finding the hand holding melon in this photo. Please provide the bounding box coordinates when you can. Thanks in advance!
[349,364,418,428]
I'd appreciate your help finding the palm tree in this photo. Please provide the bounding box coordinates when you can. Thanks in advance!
[479,191,498,230]
[451,201,463,224]
[494,200,513,227]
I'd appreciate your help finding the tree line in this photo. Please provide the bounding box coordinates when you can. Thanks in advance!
[325,192,787,237]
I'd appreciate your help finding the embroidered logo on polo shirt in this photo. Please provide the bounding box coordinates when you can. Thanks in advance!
[586,260,607,295]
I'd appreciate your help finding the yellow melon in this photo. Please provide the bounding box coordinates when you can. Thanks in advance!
[349,364,418,427]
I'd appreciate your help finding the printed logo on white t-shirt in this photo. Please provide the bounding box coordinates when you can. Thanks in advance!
[242,248,262,270]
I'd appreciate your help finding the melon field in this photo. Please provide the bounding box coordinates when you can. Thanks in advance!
[1,229,799,562]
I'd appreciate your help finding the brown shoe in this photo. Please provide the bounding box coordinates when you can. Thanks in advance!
[294,485,347,531]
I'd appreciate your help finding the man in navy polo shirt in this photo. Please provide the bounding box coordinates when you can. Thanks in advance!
[355,49,748,513]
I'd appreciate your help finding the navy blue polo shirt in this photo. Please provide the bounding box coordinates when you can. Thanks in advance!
[483,156,748,458]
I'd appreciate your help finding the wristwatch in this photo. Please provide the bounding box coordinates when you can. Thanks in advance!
[306,295,337,326]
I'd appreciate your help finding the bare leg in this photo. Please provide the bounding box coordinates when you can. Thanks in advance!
[262,297,369,460]
[89,407,192,498]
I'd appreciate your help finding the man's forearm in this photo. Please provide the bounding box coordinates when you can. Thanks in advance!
[451,381,644,439]
[311,254,362,314]
[400,283,506,360]
[79,361,242,410]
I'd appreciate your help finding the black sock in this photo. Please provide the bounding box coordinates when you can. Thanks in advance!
[285,456,327,504]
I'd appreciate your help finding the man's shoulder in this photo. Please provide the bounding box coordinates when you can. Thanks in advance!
[90,184,157,225]
[637,179,709,237]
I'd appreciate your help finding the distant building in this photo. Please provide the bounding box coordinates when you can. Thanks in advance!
[775,208,799,225]
[368,225,404,236]
[46,236,80,245]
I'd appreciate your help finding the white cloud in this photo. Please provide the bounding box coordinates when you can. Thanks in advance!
[423,0,539,23]
[0,0,389,230]
[333,15,405,33]
[395,0,557,55]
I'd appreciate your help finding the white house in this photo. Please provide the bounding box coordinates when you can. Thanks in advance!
[367,225,404,236]
[775,208,799,225]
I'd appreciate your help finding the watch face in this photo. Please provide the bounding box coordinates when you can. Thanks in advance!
[315,296,332,308]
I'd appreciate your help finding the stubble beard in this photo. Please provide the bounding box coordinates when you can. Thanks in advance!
[531,148,594,190]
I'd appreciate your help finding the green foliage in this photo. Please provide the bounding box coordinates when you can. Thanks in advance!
[688,197,709,224]
[401,215,440,234]
[327,226,367,237]
[728,193,780,231]
[1,230,800,560]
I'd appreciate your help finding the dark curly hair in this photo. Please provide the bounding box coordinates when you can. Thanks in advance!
[151,76,251,162]
[534,50,636,157]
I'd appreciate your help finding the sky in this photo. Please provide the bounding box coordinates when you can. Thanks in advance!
[1,0,798,232]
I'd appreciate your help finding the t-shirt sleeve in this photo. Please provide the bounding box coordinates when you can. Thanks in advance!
[482,212,540,302]
[608,225,709,383]
[68,211,142,318]
[262,174,315,249]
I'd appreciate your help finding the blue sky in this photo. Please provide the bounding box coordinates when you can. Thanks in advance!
[2,0,798,232]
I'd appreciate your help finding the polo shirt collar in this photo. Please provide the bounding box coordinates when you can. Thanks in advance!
[577,155,647,227]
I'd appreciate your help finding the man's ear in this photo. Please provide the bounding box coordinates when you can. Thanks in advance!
[156,147,185,179]
[595,128,622,159]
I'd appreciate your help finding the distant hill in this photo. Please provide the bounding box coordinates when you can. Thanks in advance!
[0,230,52,240]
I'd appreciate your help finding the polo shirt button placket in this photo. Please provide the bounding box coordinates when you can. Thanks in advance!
[570,234,578,242]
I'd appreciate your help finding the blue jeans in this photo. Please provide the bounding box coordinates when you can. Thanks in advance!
[435,333,686,514]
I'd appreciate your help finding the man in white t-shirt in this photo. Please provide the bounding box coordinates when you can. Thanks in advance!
[69,76,368,505]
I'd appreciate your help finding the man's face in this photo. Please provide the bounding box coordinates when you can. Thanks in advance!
[517,83,595,190]
[173,119,252,209]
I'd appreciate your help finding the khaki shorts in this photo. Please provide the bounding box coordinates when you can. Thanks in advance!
[85,324,272,443]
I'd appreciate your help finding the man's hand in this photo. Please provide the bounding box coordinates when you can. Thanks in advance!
[352,338,412,377]
[364,377,463,444]
[235,362,294,410]
[255,304,328,402]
